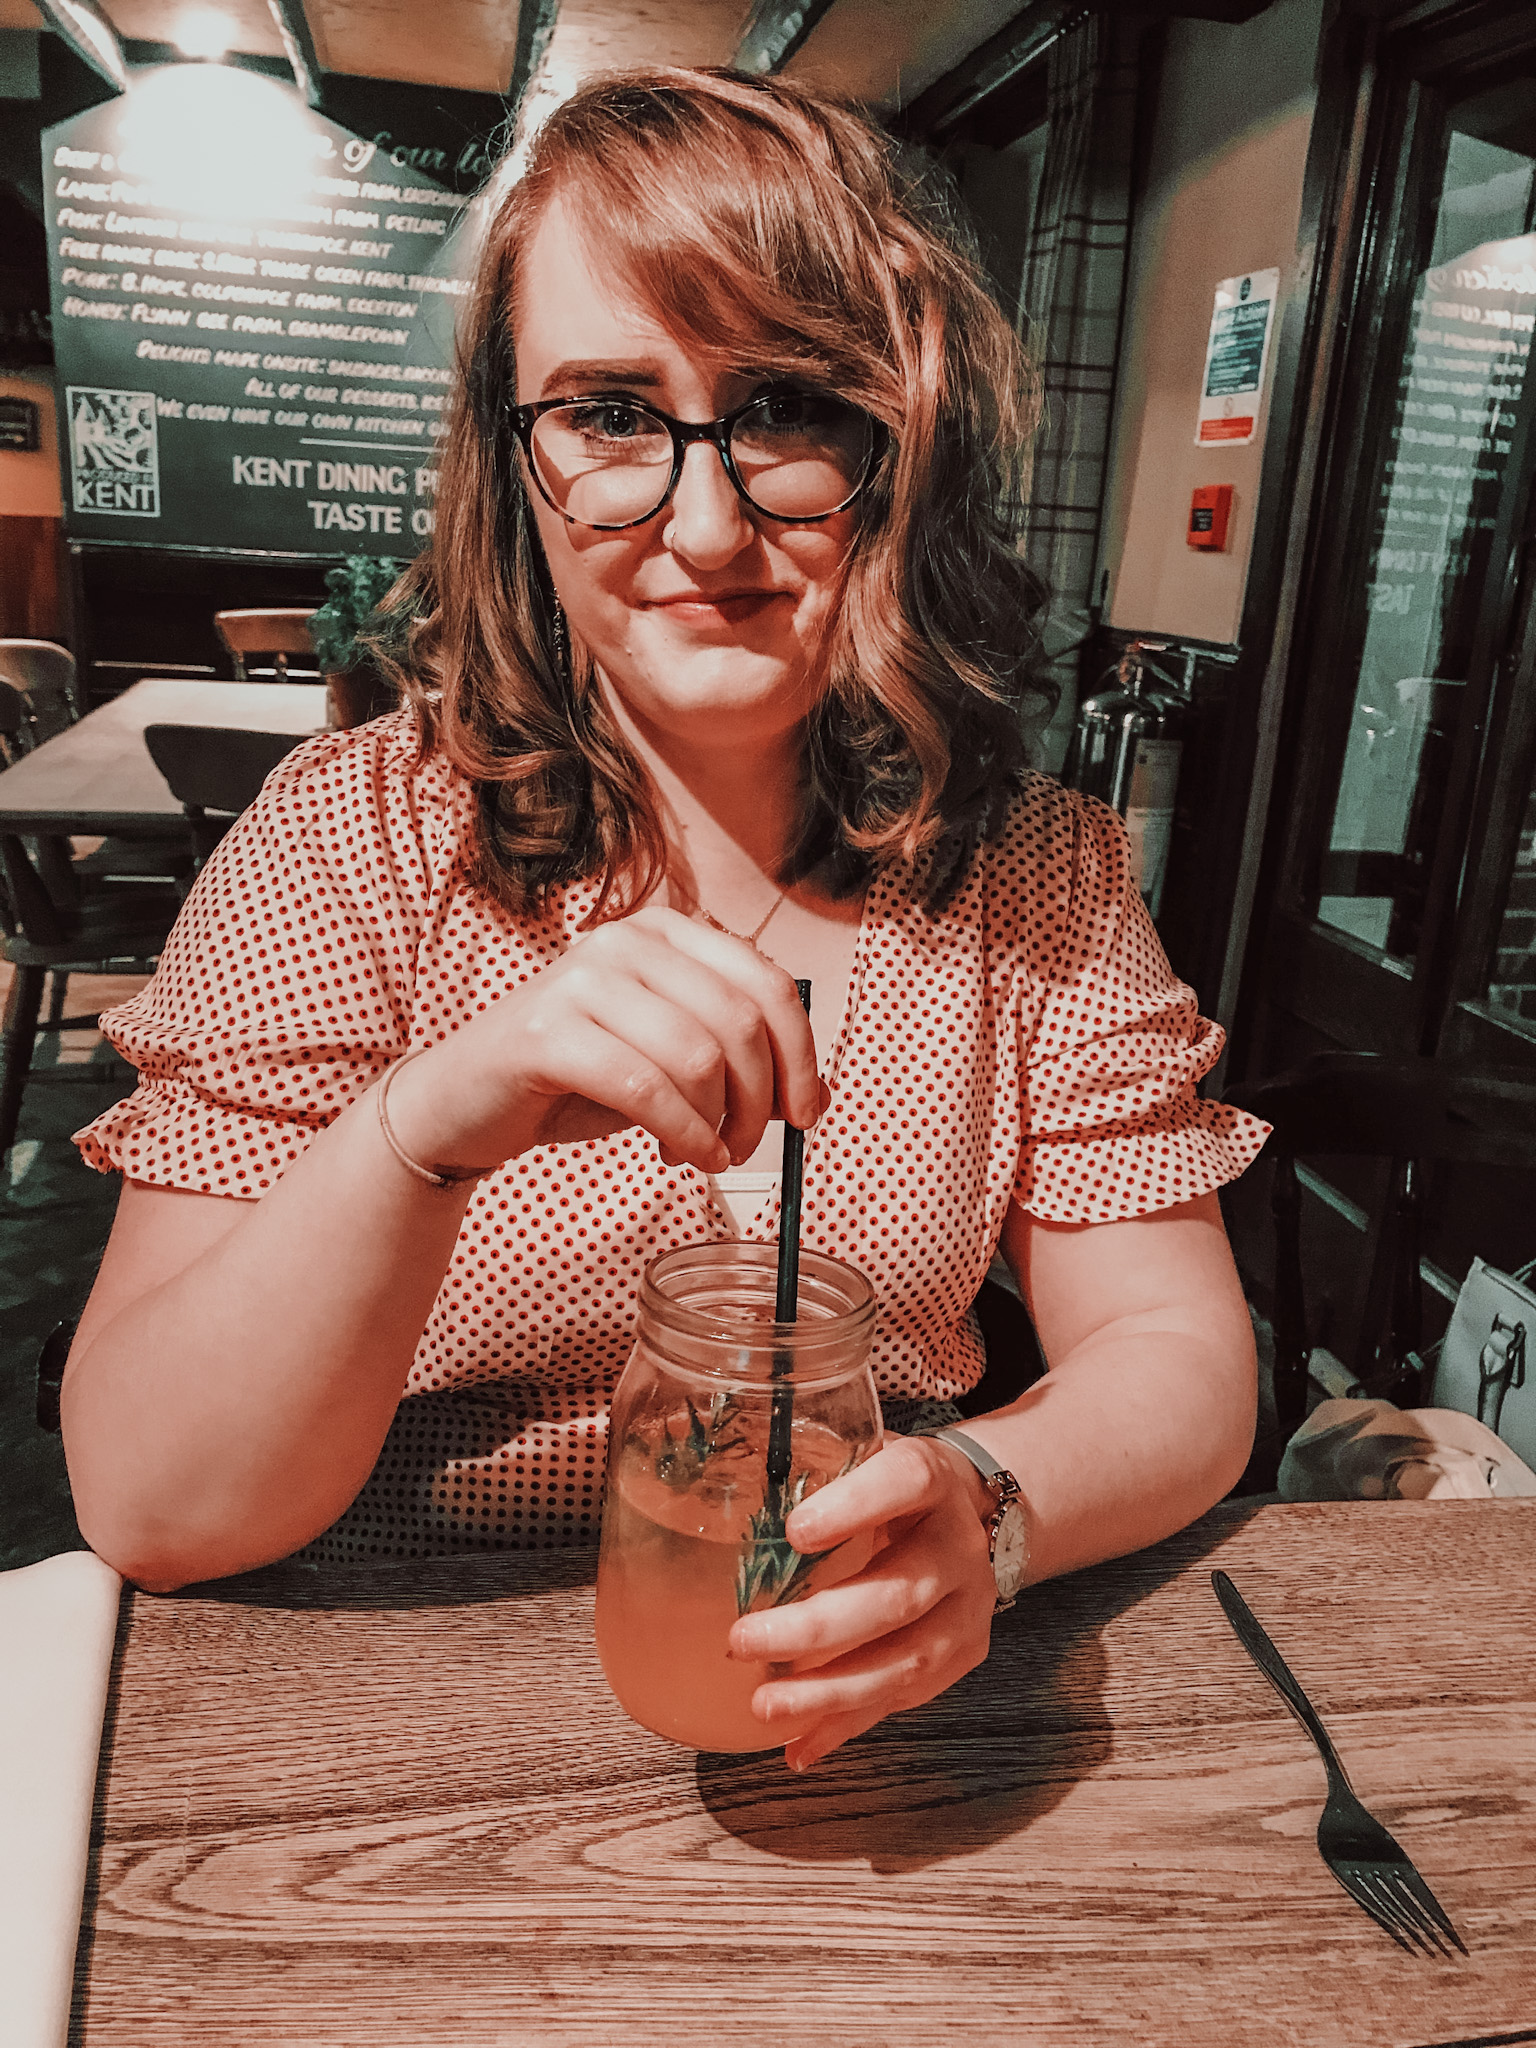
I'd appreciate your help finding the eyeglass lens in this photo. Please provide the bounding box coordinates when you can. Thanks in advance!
[528,392,875,527]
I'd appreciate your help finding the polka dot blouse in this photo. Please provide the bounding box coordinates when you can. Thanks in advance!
[76,711,1268,1560]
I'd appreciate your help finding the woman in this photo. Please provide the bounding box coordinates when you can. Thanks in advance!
[62,69,1264,1770]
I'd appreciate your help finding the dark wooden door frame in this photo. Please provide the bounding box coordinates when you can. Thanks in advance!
[1224,0,1536,1078]
[1204,0,1384,1045]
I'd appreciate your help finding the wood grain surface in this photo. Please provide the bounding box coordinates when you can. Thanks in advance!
[74,1501,1536,2047]
[0,679,328,835]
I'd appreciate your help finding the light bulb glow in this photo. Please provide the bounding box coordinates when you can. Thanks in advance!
[174,10,232,59]
[116,64,317,219]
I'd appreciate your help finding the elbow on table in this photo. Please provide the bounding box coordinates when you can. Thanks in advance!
[67,1488,235,1593]
[61,1381,338,1590]
[69,1499,299,1594]
[64,1434,317,1593]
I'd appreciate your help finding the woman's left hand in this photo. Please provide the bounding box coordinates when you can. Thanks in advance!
[726,1434,999,1771]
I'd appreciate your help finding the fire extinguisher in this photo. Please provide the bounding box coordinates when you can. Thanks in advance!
[1060,639,1184,917]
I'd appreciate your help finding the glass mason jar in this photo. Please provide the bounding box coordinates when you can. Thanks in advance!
[596,1240,881,1753]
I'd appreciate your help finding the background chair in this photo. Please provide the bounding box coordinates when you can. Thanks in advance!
[213,609,317,681]
[1225,1052,1536,1488]
[0,638,79,740]
[142,722,308,869]
[0,644,193,1035]
[0,680,23,768]
[0,833,182,1167]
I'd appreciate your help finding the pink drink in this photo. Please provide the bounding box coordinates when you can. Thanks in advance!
[597,1415,872,1752]
[594,1242,880,1753]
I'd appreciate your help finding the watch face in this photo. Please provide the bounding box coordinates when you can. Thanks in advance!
[992,1500,1029,1600]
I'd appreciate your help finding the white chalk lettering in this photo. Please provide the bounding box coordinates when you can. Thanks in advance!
[306,498,405,533]
[233,457,313,487]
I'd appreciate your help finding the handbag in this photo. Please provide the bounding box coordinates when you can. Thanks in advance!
[1430,1257,1535,1471]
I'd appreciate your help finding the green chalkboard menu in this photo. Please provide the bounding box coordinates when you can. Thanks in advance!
[43,62,491,558]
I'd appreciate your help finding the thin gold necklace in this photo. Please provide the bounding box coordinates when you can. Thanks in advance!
[695,887,788,950]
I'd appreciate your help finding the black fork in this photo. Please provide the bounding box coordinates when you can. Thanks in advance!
[1212,1570,1467,1957]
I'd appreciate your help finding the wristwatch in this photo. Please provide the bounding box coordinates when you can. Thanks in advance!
[933,1427,1030,1613]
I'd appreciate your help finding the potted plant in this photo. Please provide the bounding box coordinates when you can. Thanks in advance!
[308,554,403,729]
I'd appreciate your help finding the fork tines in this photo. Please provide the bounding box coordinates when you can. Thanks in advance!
[1333,1860,1468,1957]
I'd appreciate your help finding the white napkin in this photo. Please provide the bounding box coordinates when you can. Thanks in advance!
[0,1551,123,2048]
[1279,1398,1536,1501]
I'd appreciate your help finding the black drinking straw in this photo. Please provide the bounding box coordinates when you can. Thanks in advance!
[767,979,812,1500]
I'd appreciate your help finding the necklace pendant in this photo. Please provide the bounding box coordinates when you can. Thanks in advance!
[697,889,788,950]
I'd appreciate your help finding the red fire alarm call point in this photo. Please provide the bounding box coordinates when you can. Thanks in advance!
[1188,483,1232,550]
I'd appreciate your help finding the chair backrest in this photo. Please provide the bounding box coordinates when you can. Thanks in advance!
[0,639,78,743]
[143,722,307,864]
[144,722,306,814]
[0,679,23,766]
[213,609,317,680]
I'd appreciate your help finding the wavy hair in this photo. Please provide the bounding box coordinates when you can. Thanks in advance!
[368,66,1051,918]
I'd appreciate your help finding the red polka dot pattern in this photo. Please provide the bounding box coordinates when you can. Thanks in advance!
[75,710,1268,1559]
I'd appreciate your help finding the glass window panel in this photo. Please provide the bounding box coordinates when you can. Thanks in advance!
[1486,782,1536,1036]
[1317,105,1536,967]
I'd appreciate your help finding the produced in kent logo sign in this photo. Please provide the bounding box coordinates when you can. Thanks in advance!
[67,385,161,516]
[44,62,489,555]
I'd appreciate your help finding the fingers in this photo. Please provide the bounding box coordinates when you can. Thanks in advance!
[412,902,824,1176]
[623,911,822,1131]
[783,1708,886,1774]
[523,1011,734,1169]
[782,1434,958,1553]
[553,940,776,1164]
[762,1587,991,1771]
[725,1435,997,1772]
[730,1489,989,1672]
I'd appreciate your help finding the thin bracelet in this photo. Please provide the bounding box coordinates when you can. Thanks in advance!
[375,1047,492,1189]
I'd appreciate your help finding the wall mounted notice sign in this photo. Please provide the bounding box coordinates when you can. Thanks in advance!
[1195,268,1280,447]
[43,63,490,556]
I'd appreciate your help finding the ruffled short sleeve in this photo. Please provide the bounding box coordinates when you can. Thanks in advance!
[74,712,447,1197]
[1009,783,1269,1223]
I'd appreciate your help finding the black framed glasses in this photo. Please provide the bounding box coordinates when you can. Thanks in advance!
[510,387,884,531]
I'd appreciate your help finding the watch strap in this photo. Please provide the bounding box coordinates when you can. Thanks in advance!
[933,1427,1027,1614]
[932,1426,1008,1485]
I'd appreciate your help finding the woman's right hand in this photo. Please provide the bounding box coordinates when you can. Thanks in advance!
[381,905,823,1179]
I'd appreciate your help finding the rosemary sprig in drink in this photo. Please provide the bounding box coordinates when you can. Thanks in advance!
[640,1392,748,1494]
[734,1453,856,1614]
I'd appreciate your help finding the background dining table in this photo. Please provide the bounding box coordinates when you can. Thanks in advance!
[71,1498,1535,2046]
[0,677,329,838]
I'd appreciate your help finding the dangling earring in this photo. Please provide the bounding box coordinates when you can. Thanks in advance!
[552,600,569,682]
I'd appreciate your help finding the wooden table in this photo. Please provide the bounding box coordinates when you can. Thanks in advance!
[75,1502,1536,2046]
[0,678,328,837]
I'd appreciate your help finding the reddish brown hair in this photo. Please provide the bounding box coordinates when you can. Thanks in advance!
[370,66,1050,916]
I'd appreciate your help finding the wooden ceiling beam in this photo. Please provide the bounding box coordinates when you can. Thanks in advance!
[33,0,126,89]
[736,0,839,76]
[508,0,557,113]
[265,0,320,101]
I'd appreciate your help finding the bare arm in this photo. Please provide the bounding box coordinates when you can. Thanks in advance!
[62,910,822,1592]
[969,1189,1258,1578]
[729,1191,1257,1766]
[63,1126,478,1593]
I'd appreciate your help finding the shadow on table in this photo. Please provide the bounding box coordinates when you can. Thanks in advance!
[695,1500,1268,1873]
[175,1543,599,1610]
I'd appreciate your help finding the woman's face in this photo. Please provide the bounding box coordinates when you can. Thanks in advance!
[512,196,861,760]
